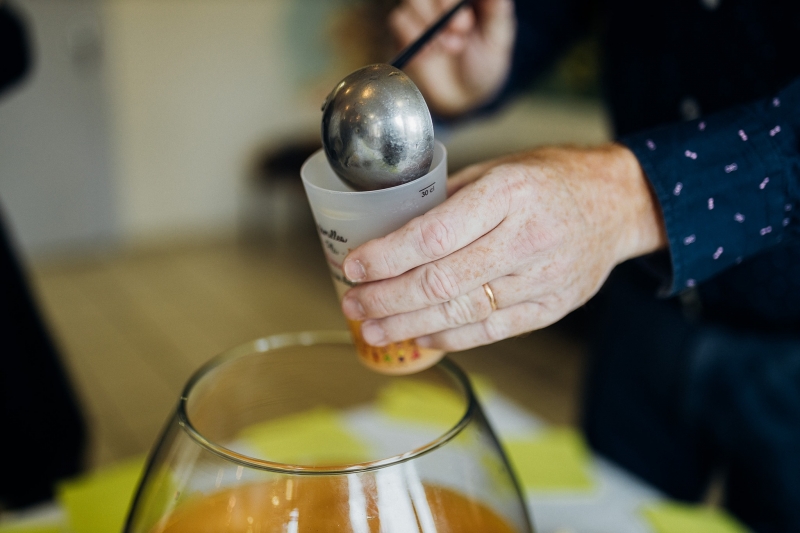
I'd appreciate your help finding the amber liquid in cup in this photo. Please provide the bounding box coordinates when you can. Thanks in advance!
[330,275,444,374]
[156,477,518,533]
[346,318,444,375]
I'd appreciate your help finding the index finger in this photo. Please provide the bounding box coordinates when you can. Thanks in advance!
[342,170,512,282]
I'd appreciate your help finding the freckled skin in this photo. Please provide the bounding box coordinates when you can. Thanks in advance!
[341,144,668,352]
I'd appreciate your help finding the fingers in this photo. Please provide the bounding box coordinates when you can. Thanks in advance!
[389,0,475,51]
[357,267,552,345]
[361,284,495,345]
[343,172,511,283]
[474,0,515,42]
[342,212,524,321]
[388,5,426,48]
[446,160,498,196]
[415,301,561,351]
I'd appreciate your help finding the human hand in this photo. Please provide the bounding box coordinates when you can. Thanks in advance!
[340,144,667,351]
[389,0,516,117]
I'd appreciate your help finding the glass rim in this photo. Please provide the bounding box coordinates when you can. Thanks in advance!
[176,330,478,475]
[300,141,447,197]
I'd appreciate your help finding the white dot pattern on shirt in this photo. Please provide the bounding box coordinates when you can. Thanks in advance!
[638,94,796,294]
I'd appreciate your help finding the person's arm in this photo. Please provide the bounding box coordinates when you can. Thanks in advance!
[337,78,800,352]
[622,77,800,295]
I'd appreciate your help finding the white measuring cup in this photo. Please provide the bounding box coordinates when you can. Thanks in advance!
[301,141,448,374]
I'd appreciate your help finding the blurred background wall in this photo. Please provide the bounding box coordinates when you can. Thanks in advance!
[0,0,365,258]
[0,0,116,257]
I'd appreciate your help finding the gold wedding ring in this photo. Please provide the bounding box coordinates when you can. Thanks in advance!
[483,283,498,312]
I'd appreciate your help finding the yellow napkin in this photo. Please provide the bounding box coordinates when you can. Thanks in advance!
[0,523,63,533]
[238,406,368,465]
[56,455,146,533]
[503,428,594,491]
[643,502,749,533]
[377,380,465,428]
[467,373,495,401]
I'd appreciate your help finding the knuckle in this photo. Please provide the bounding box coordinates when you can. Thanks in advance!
[515,221,560,260]
[440,294,479,327]
[419,262,461,304]
[377,244,403,277]
[416,215,457,261]
[360,288,392,318]
[481,315,509,343]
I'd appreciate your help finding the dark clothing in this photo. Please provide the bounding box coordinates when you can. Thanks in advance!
[0,210,86,508]
[506,0,800,329]
[585,263,800,533]
[624,79,800,331]
[500,0,800,531]
[0,3,31,95]
[1,4,86,508]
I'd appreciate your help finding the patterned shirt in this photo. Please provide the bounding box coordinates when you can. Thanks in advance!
[623,80,799,332]
[502,0,800,332]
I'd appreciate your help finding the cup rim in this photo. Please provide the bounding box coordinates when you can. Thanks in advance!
[300,141,447,197]
[177,330,477,475]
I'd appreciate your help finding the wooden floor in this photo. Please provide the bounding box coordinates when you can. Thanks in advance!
[29,233,588,471]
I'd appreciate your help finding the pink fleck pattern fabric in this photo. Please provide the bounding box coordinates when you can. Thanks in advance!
[623,78,799,297]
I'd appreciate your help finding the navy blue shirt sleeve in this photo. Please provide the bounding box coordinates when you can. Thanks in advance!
[621,77,800,296]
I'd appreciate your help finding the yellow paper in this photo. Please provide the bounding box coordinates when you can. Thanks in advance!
[238,406,368,465]
[0,523,63,533]
[56,455,146,533]
[503,428,594,491]
[377,380,465,428]
[467,373,495,401]
[643,502,748,533]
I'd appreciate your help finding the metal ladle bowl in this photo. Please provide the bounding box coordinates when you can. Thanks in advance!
[320,0,470,191]
[320,64,434,191]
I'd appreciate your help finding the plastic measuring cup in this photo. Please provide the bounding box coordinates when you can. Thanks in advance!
[301,141,448,374]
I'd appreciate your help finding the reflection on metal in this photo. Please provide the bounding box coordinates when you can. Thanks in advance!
[321,64,434,191]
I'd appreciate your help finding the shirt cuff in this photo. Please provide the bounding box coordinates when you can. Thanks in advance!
[620,78,800,296]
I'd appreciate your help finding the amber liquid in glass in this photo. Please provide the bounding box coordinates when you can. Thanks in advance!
[155,476,518,533]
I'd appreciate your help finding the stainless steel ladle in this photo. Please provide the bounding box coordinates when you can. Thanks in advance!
[321,0,470,191]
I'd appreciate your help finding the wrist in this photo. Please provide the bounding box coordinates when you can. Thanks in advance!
[607,143,668,262]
